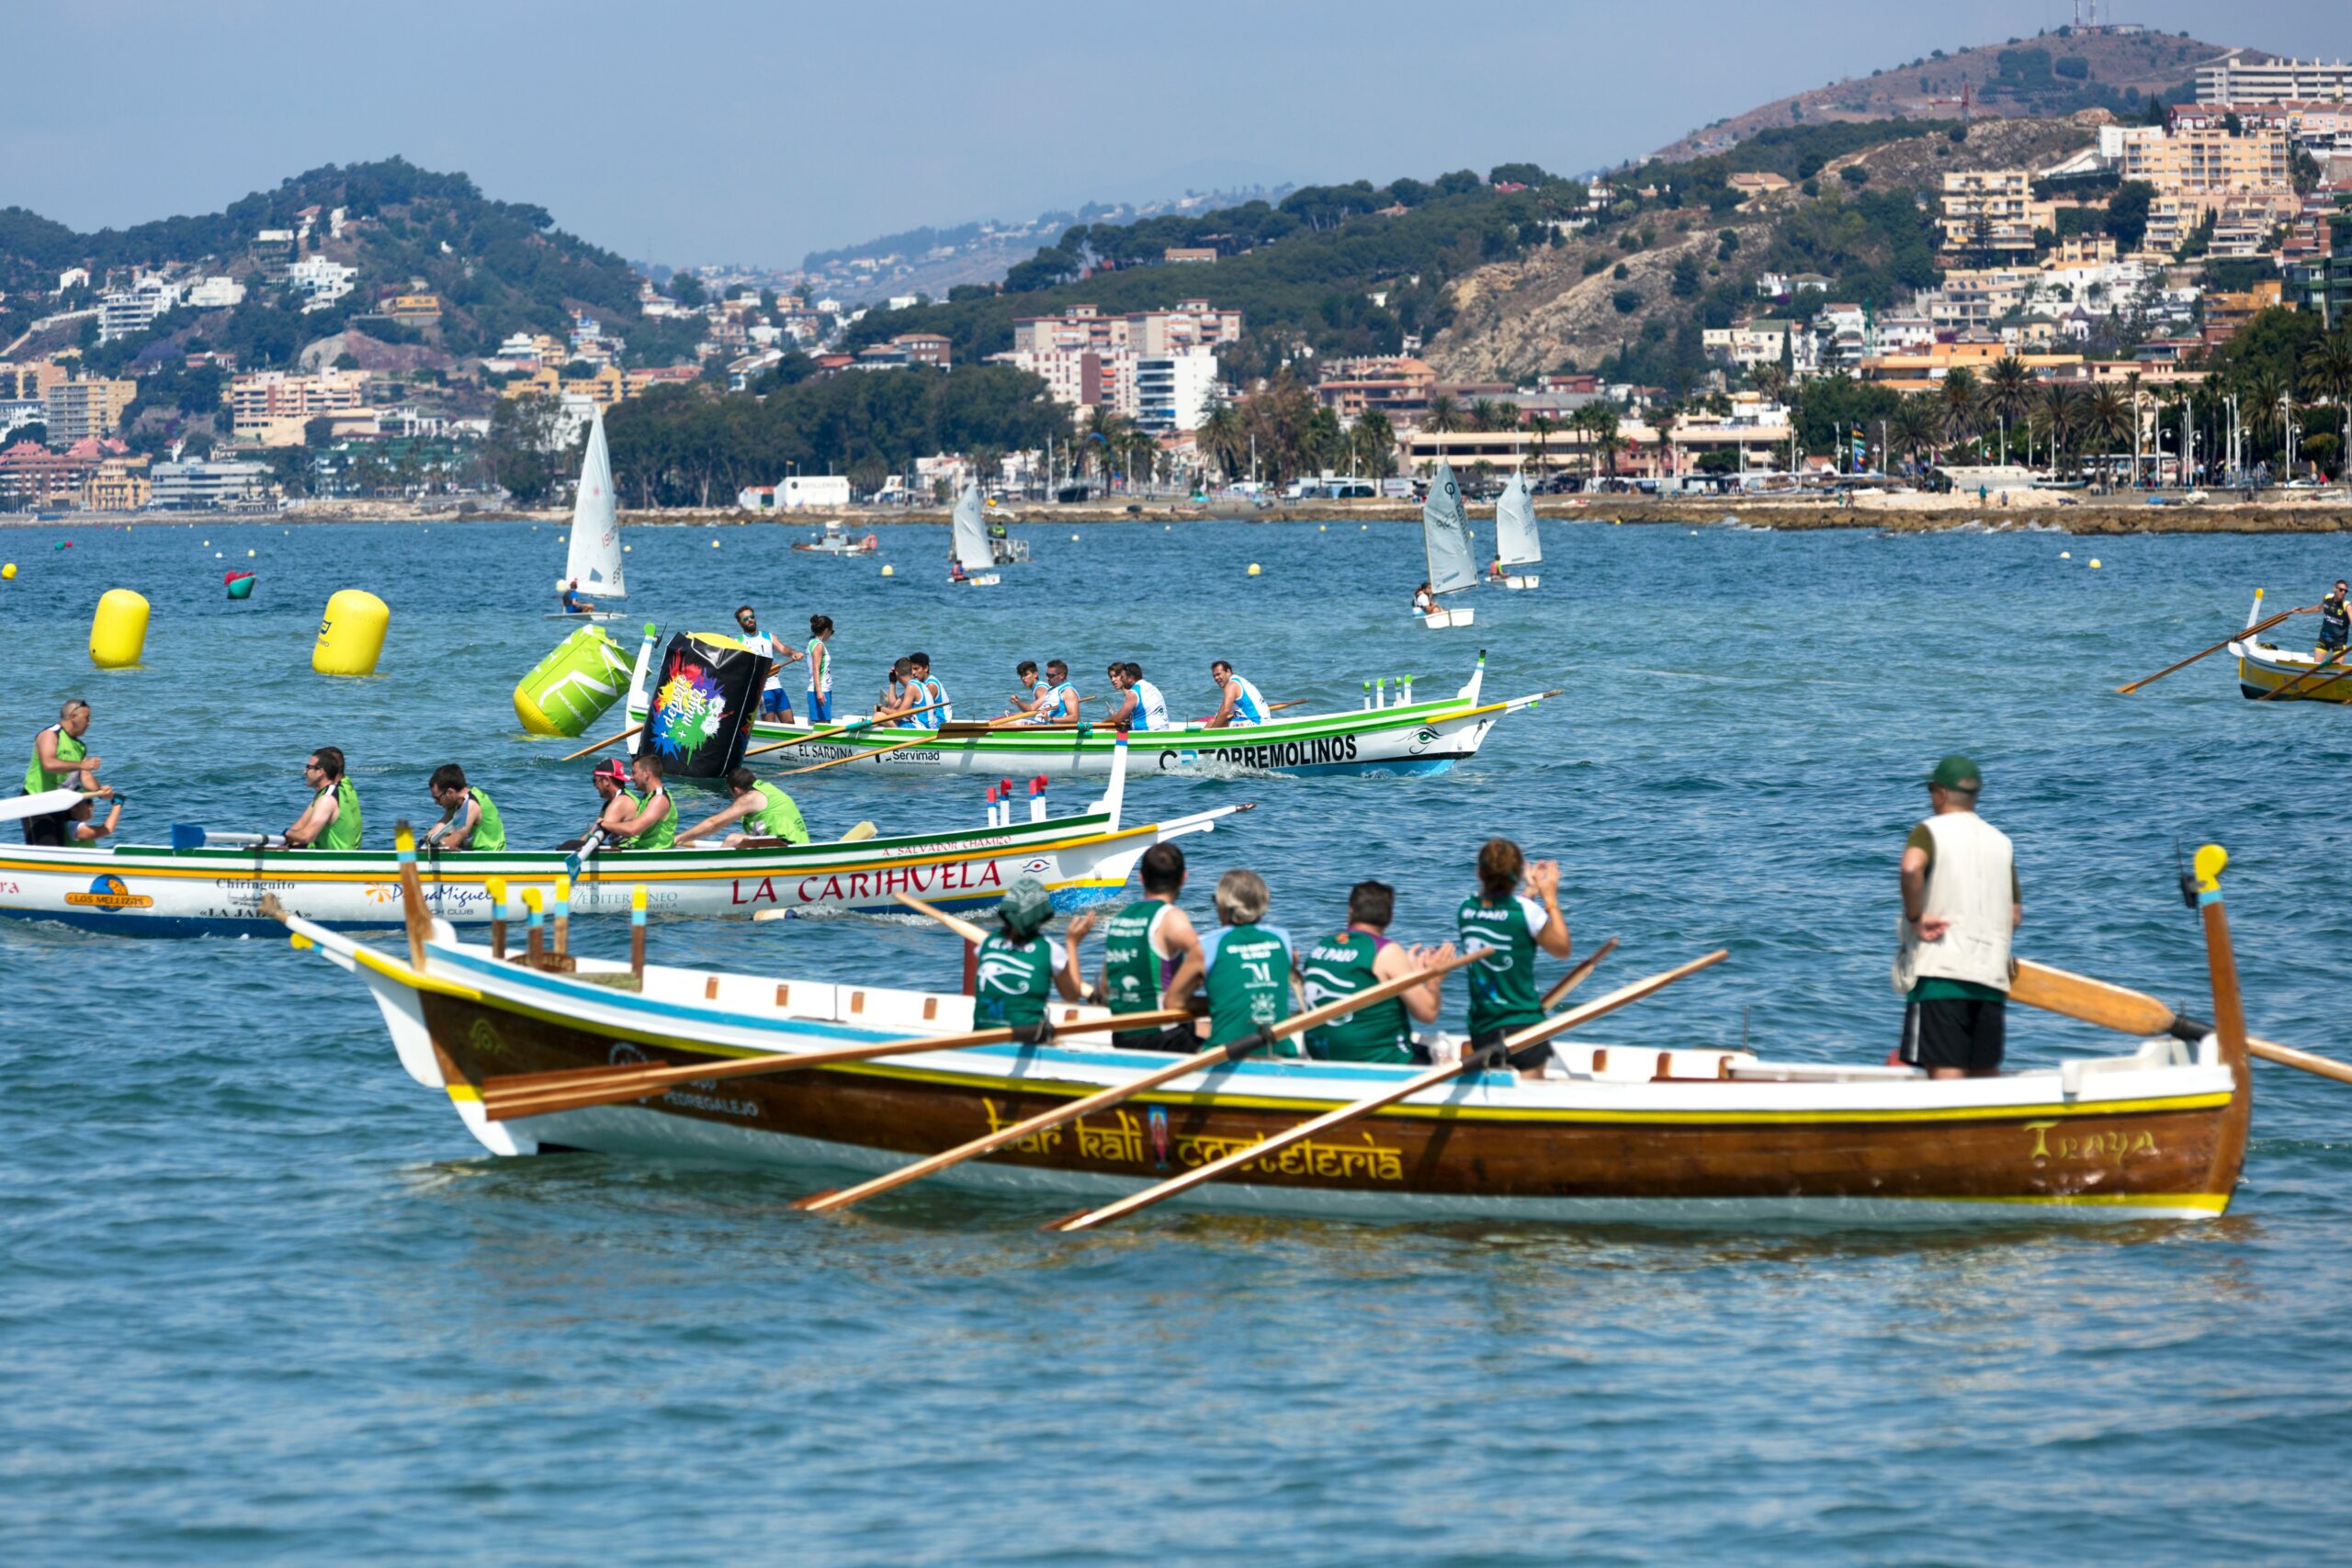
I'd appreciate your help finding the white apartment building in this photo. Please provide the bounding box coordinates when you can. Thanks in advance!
[996,301,1241,428]
[1702,321,1796,370]
[97,276,181,343]
[2196,54,2352,104]
[150,459,273,510]
[1134,347,1218,434]
[185,276,246,310]
[286,256,357,312]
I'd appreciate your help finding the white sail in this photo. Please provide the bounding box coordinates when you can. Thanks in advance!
[951,482,994,573]
[1495,473,1542,568]
[1421,461,1477,596]
[560,407,626,598]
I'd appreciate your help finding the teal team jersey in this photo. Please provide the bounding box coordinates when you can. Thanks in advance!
[1457,894,1544,1038]
[1202,922,1298,1055]
[974,932,1062,1030]
[1300,930,1411,1063]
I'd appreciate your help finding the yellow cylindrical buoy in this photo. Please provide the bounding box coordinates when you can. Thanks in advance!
[89,588,150,669]
[1247,562,1262,576]
[313,589,390,676]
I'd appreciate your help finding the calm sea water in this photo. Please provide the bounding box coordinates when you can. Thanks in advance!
[2,513,2349,1564]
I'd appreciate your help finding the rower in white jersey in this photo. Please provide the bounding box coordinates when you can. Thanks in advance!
[1103,660,1167,732]
[1204,659,1270,728]
[1026,658,1080,725]
[908,651,950,728]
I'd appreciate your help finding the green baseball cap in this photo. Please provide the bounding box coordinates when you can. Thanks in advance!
[1926,753,1983,792]
[998,876,1053,936]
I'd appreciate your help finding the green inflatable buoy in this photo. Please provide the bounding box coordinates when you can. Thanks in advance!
[226,570,256,600]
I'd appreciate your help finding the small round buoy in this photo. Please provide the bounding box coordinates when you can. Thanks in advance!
[214,552,222,559]
[556,535,564,543]
[880,564,894,577]
[1247,563,1262,577]
[711,539,721,548]
[57,540,72,550]
[2,563,16,580]
[1070,533,1080,542]
[1318,525,1327,532]
[247,549,255,558]
[202,540,209,547]
[623,544,631,553]
[2089,558,2102,570]
[2060,550,2072,559]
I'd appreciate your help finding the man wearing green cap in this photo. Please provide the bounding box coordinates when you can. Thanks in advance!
[1895,753,2021,1079]
[973,876,1096,1034]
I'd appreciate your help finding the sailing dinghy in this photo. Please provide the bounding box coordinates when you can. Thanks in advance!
[550,406,626,620]
[1419,460,1476,628]
[1493,472,1541,590]
[950,482,1000,586]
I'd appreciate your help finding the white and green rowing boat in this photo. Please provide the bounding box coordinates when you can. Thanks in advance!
[620,632,1555,778]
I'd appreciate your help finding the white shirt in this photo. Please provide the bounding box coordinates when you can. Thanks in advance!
[741,630,781,694]
[1133,679,1169,730]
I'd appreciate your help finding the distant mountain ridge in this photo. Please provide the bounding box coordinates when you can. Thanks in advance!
[1648,28,2245,164]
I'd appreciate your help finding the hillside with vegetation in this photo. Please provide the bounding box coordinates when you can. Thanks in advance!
[1648,28,2237,163]
[0,159,701,372]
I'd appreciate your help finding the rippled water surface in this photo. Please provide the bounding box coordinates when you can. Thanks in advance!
[3,514,2349,1563]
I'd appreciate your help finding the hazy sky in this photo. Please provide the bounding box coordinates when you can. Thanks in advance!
[14,0,2350,269]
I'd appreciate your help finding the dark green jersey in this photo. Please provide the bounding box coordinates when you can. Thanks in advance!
[1102,898,1175,1045]
[1457,894,1544,1037]
[974,932,1061,1030]
[1203,922,1298,1056]
[1301,930,1412,1063]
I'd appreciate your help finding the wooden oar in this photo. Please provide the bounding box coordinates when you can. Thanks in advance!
[884,889,991,943]
[1540,936,1617,1010]
[793,947,1487,1215]
[2255,644,2352,703]
[1046,947,1729,1232]
[2116,606,2301,694]
[561,723,640,761]
[741,696,951,759]
[2011,958,2352,1087]
[773,708,1050,778]
[476,1007,1199,1122]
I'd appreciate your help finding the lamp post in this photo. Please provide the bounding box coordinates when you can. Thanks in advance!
[2282,392,2298,480]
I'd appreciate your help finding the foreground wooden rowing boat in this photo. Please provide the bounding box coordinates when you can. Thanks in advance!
[619,630,1553,777]
[289,846,2265,1226]
[0,743,1237,935]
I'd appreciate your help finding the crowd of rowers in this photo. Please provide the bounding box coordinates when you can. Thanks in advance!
[964,837,1571,1075]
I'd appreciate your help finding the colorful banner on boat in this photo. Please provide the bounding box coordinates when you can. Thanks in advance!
[646,632,763,779]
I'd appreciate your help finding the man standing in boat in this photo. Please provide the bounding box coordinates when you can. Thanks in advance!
[22,697,107,847]
[676,767,808,847]
[734,605,797,724]
[1098,842,1205,1050]
[1457,840,1571,1074]
[1896,754,2020,1080]
[973,877,1096,1034]
[2315,580,2349,662]
[422,763,504,852]
[283,747,363,851]
[1204,660,1270,728]
[1302,882,1455,1064]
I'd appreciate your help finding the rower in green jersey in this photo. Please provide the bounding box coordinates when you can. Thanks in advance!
[22,697,107,847]
[1300,880,1456,1064]
[1456,838,1572,1074]
[972,876,1095,1034]
[1181,868,1301,1057]
[284,745,363,850]
[422,762,504,852]
[609,751,678,850]
[676,767,811,847]
[1095,842,1205,1051]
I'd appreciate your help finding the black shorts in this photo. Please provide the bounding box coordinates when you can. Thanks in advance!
[1113,1022,1198,1054]
[1901,997,2006,1074]
[1470,1027,1550,1074]
[22,810,69,848]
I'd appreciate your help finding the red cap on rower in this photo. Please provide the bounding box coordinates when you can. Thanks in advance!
[592,758,628,783]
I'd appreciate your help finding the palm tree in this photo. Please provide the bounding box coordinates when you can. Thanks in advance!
[1422,392,1462,434]
[1983,356,2034,466]
[1195,404,1245,482]
[1892,394,1938,470]
[1525,412,1555,480]
[2085,388,2129,475]
[1750,365,1788,406]
[1938,366,1982,452]
[1351,410,1397,479]
[1584,403,1623,478]
[2036,383,2080,473]
[2301,329,2352,478]
[1470,397,1510,434]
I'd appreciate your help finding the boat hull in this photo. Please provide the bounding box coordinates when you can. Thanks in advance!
[0,806,1231,936]
[387,946,2242,1225]
[2233,638,2352,703]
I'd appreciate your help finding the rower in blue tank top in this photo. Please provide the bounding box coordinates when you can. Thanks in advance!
[1028,658,1080,725]
[1205,660,1269,728]
[1128,664,1168,731]
[908,652,950,728]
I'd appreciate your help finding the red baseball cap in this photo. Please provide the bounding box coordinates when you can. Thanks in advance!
[592,758,628,783]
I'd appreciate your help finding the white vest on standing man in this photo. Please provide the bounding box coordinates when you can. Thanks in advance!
[1894,810,2016,994]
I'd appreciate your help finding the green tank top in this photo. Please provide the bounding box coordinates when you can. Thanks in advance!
[974,931,1057,1029]
[24,726,85,795]
[1205,922,1298,1055]
[1102,898,1172,1044]
[317,779,363,852]
[622,786,676,850]
[466,787,505,852]
[750,781,808,844]
[1301,930,1411,1063]
[1457,894,1542,1037]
